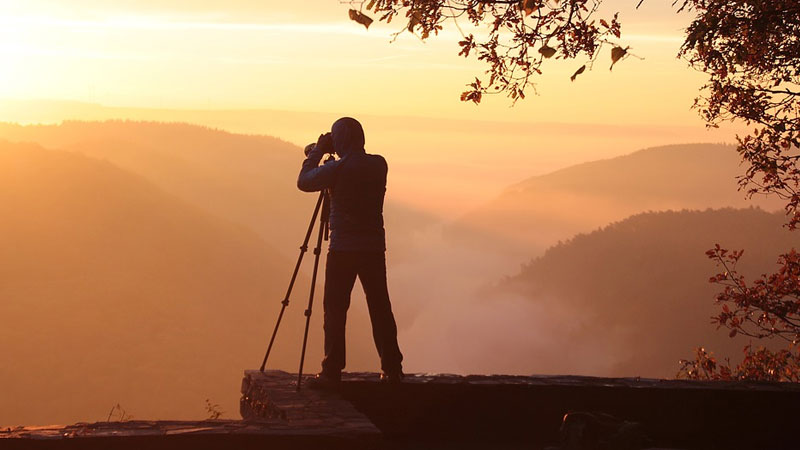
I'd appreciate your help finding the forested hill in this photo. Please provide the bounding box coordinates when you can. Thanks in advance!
[0,140,320,426]
[498,208,798,378]
[450,144,784,259]
[0,121,434,261]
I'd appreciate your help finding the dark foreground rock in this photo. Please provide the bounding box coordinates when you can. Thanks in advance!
[244,370,800,450]
[0,418,378,450]
[3,370,799,449]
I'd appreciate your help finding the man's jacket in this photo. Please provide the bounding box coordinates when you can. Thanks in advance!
[297,146,387,252]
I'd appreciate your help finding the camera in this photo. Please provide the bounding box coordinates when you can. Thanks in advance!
[304,133,334,156]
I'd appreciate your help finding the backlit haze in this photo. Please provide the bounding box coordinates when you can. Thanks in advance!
[0,0,740,215]
[1,0,788,427]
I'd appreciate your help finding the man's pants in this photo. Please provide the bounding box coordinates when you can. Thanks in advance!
[321,250,403,378]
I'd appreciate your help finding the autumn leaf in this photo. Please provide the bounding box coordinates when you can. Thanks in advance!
[538,45,556,58]
[458,35,476,57]
[610,45,629,71]
[348,9,374,30]
[408,10,422,33]
[460,90,482,104]
[570,64,586,82]
[518,0,540,16]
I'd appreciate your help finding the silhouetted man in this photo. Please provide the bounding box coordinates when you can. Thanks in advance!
[297,117,403,388]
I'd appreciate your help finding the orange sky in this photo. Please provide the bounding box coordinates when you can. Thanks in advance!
[2,0,711,124]
[0,0,744,216]
[0,5,782,416]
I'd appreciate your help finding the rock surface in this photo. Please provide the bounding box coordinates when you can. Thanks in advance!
[3,370,799,449]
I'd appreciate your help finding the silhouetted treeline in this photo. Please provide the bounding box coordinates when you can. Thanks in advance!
[0,121,433,427]
[3,122,796,426]
[0,121,434,262]
[450,144,784,259]
[500,208,798,377]
[0,139,322,426]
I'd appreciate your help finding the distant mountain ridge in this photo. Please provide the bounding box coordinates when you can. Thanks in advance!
[0,120,435,261]
[0,140,321,426]
[0,121,434,426]
[496,207,798,378]
[450,143,784,260]
[0,121,306,254]
[4,121,793,423]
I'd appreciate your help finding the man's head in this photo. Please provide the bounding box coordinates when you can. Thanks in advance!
[331,117,365,156]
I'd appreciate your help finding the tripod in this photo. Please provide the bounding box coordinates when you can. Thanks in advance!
[259,186,330,391]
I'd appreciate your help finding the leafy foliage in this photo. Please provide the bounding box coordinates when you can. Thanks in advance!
[668,0,800,383]
[677,0,800,228]
[343,0,798,230]
[349,9,374,29]
[678,246,800,381]
[345,0,623,103]
[342,0,800,383]
[503,208,794,377]
[678,345,800,381]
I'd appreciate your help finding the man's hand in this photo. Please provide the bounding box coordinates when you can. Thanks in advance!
[297,133,338,192]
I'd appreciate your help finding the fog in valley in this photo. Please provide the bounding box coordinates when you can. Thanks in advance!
[0,112,796,426]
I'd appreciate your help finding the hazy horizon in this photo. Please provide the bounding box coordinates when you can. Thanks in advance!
[1,0,795,430]
[0,119,793,427]
[0,98,745,219]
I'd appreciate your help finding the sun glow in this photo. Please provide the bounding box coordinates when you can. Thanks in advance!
[1,0,703,125]
[2,0,781,430]
[0,0,735,216]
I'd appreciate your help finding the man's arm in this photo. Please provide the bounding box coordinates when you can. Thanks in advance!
[297,146,339,192]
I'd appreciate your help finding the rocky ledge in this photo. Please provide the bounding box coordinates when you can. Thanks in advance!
[2,370,798,449]
[243,370,800,450]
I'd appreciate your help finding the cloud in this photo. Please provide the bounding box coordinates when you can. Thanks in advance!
[0,13,377,35]
[624,33,684,43]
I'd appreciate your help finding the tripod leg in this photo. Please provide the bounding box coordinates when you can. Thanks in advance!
[259,191,324,372]
[297,211,327,390]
